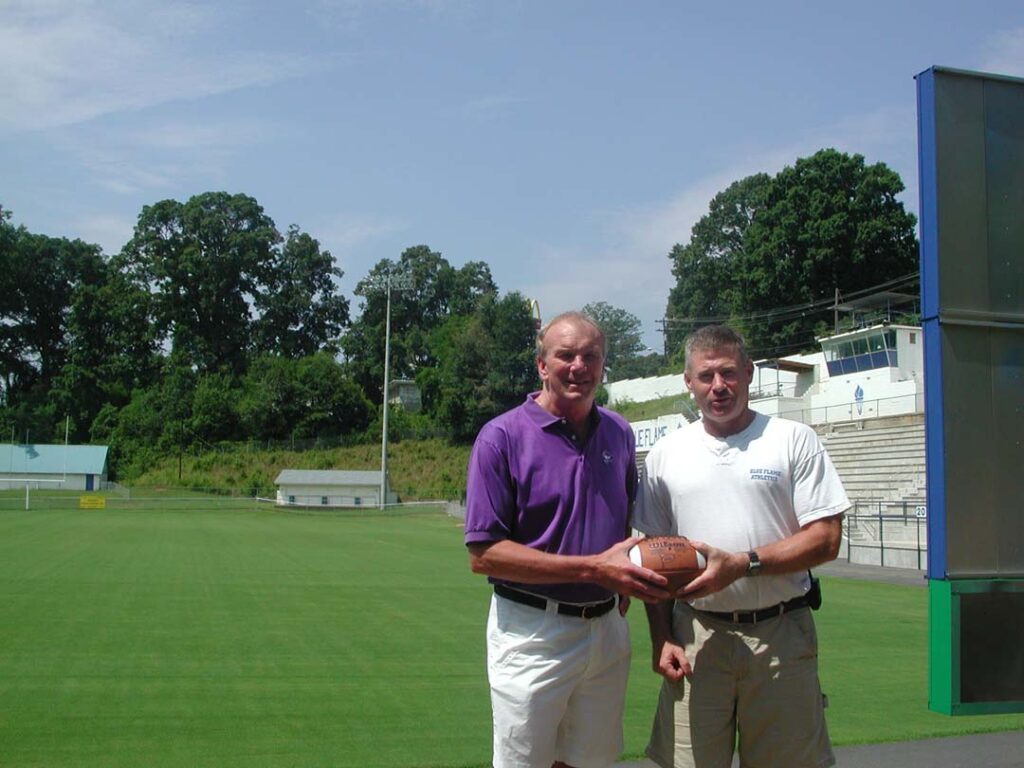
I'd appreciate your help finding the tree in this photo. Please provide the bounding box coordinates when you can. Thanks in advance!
[418,292,536,441]
[663,173,771,355]
[238,354,371,442]
[741,150,918,355]
[252,225,350,359]
[664,150,918,358]
[293,354,372,438]
[343,245,497,403]
[117,192,280,375]
[581,301,646,381]
[47,258,160,443]
[0,207,112,439]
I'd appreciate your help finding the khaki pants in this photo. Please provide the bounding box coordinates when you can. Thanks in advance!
[646,604,834,768]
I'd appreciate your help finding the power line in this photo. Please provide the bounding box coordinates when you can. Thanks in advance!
[658,272,919,329]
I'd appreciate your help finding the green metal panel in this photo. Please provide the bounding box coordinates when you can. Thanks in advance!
[929,578,1024,715]
[928,579,954,715]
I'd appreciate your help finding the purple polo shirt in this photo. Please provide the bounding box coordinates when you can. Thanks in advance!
[464,393,638,604]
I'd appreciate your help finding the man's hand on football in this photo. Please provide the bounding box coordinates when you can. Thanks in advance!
[674,540,747,600]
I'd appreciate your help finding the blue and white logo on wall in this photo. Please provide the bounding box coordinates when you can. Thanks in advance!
[854,384,864,415]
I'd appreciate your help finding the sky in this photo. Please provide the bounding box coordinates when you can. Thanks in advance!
[3,1,1024,350]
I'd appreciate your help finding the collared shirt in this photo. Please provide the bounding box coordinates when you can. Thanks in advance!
[464,392,638,604]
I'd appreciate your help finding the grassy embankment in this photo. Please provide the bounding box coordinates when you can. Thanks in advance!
[128,396,688,499]
[131,438,472,501]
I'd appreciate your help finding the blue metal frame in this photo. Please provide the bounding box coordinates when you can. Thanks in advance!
[916,67,947,580]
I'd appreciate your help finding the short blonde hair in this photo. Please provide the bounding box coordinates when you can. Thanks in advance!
[684,324,750,371]
[535,311,607,360]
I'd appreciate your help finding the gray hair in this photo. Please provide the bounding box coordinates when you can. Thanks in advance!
[684,324,750,370]
[535,311,607,360]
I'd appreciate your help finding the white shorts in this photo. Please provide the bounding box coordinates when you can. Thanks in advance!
[486,593,631,768]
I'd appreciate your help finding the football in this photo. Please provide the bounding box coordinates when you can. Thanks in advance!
[628,536,707,592]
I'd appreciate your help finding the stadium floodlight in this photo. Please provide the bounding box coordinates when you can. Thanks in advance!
[356,269,414,510]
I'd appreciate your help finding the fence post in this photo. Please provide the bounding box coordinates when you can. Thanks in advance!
[879,506,885,568]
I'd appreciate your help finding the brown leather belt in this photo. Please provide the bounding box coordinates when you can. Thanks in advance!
[494,584,617,619]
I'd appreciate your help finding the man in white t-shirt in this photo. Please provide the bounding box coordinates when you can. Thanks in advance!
[634,324,849,768]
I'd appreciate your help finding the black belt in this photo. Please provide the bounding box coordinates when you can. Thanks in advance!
[494,584,616,619]
[693,594,810,625]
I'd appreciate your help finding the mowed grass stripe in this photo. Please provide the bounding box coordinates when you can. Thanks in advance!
[1,502,1022,767]
[0,504,492,768]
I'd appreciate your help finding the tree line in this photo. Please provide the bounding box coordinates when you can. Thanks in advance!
[0,193,541,478]
[1,148,919,480]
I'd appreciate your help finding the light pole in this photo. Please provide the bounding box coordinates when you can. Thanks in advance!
[358,269,413,510]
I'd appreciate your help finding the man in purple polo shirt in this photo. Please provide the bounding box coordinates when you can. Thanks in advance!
[465,311,670,768]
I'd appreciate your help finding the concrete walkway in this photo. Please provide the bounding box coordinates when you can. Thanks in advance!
[617,561,1024,767]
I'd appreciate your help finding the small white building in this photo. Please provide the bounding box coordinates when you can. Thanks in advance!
[0,444,109,491]
[274,469,397,508]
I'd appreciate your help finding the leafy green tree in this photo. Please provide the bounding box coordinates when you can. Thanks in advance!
[664,173,771,355]
[294,354,372,438]
[237,355,305,441]
[0,207,112,439]
[189,373,240,443]
[117,192,280,375]
[418,292,536,441]
[344,245,497,403]
[252,225,350,359]
[104,364,197,479]
[664,150,918,358]
[238,354,371,441]
[50,265,159,442]
[581,301,646,381]
[610,352,668,381]
[741,149,918,354]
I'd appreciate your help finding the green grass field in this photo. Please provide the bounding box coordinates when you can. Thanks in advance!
[1,492,1021,767]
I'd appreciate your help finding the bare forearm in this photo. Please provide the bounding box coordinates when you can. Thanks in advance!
[644,599,675,645]
[684,516,844,599]
[752,516,842,575]
[467,538,673,602]
[468,539,602,584]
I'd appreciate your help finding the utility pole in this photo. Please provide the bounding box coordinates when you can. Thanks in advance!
[357,269,414,510]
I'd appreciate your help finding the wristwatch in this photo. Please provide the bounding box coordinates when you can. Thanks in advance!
[746,550,762,577]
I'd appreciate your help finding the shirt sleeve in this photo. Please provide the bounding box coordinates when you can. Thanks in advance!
[792,429,851,525]
[632,447,677,537]
[463,433,516,545]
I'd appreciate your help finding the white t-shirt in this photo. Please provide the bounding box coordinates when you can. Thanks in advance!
[634,412,850,612]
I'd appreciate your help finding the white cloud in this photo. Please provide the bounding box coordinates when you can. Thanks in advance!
[0,0,322,133]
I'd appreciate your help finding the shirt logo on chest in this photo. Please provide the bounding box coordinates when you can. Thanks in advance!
[749,468,782,482]
[602,450,614,464]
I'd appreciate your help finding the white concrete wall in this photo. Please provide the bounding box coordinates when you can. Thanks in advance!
[606,374,685,405]
[0,473,92,490]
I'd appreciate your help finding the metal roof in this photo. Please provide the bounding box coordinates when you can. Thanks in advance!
[0,444,108,476]
[274,469,384,486]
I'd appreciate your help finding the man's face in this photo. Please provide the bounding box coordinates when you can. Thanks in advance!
[537,320,604,409]
[684,344,754,437]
